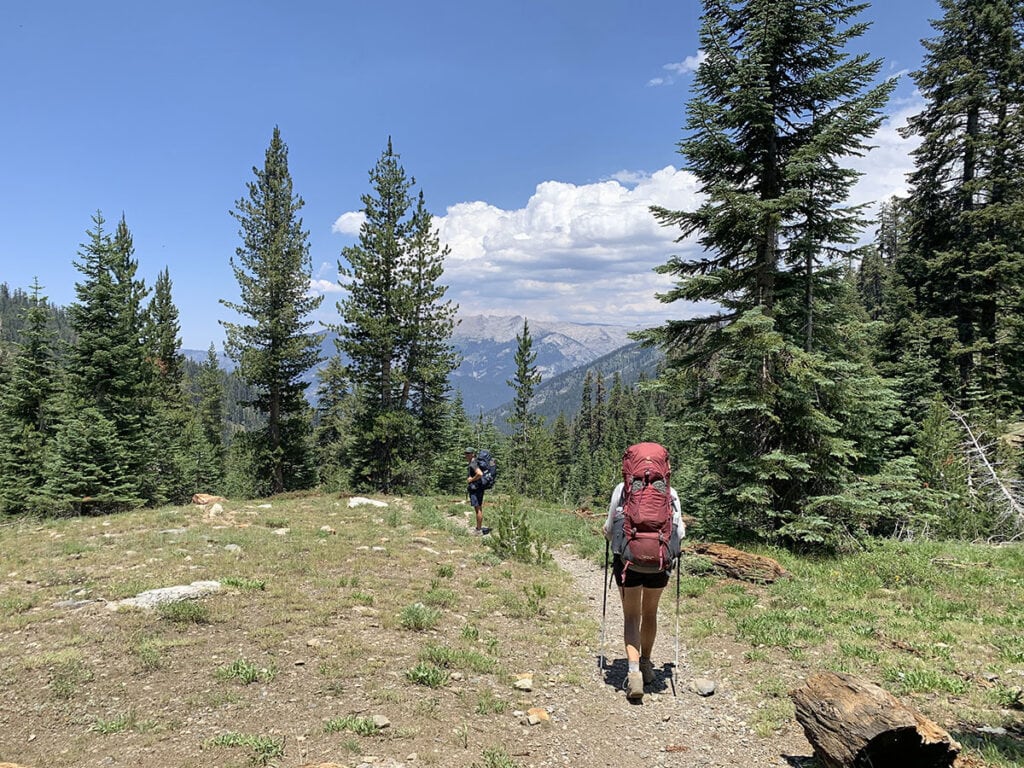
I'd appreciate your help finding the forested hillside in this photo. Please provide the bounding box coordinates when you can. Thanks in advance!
[1,0,1022,550]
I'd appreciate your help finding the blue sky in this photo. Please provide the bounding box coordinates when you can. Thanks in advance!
[2,0,940,350]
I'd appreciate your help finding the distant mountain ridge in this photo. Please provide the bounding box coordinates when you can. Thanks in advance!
[485,341,663,428]
[183,314,650,416]
[451,314,641,415]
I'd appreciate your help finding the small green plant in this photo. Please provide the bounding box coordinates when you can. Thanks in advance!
[207,732,285,766]
[475,690,510,714]
[324,715,380,736]
[436,563,455,578]
[156,600,210,624]
[405,661,449,688]
[882,664,968,695]
[488,495,548,564]
[473,577,492,589]
[0,596,33,616]
[350,590,375,605]
[472,746,521,768]
[261,518,289,529]
[461,623,480,641]
[217,658,276,685]
[132,637,165,671]
[221,576,267,591]
[424,584,458,608]
[90,710,151,734]
[50,657,93,700]
[399,602,441,631]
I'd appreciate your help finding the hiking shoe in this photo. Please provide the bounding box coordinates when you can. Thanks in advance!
[626,670,644,701]
[480,527,491,535]
[639,657,655,685]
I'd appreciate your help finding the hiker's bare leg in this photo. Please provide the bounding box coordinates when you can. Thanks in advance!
[619,586,643,663]
[639,586,664,659]
[475,505,483,529]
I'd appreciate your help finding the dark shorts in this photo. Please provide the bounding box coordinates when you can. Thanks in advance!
[468,487,485,508]
[612,555,670,589]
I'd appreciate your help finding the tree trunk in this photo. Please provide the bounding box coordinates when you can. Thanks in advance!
[683,542,789,583]
[790,672,960,768]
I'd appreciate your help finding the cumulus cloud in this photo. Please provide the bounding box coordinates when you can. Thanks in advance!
[432,167,703,326]
[649,51,707,86]
[321,101,922,329]
[332,210,365,235]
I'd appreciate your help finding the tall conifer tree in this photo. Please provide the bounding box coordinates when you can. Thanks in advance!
[645,0,898,545]
[507,319,542,494]
[221,127,323,496]
[0,279,58,512]
[899,0,1024,413]
[335,140,458,491]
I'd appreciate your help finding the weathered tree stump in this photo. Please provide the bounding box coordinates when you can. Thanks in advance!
[790,672,960,768]
[684,541,789,583]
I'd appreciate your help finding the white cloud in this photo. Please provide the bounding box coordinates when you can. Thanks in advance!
[332,210,365,235]
[649,51,706,86]
[320,100,922,330]
[664,51,707,76]
[308,278,343,293]
[432,167,703,327]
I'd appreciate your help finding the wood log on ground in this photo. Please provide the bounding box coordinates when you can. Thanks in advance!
[790,672,960,768]
[683,541,789,583]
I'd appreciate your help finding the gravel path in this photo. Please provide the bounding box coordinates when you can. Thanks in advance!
[540,546,815,768]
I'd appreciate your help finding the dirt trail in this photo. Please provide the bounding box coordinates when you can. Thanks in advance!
[540,546,814,768]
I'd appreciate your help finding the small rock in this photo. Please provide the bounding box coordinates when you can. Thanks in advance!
[258,503,273,508]
[348,496,388,508]
[525,707,550,726]
[514,675,534,692]
[224,544,242,553]
[208,503,224,516]
[692,678,717,696]
[371,714,391,729]
[272,528,290,536]
[320,526,336,535]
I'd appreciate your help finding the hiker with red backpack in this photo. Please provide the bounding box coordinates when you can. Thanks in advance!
[603,442,684,702]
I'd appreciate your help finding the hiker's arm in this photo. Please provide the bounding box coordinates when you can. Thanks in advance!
[468,467,483,484]
[603,482,623,540]
[671,489,685,539]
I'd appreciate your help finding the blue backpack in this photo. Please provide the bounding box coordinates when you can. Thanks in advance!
[477,449,498,489]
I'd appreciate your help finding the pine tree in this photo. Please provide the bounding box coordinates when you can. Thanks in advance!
[58,213,151,510]
[0,279,59,513]
[312,356,352,491]
[221,127,323,495]
[644,0,898,546]
[506,319,542,494]
[181,343,226,494]
[335,140,459,492]
[145,266,189,503]
[899,0,1024,413]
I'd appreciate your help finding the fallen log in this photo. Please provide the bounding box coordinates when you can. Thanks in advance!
[790,672,960,768]
[683,541,789,583]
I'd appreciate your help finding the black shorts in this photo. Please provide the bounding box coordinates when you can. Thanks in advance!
[468,488,485,508]
[612,555,670,589]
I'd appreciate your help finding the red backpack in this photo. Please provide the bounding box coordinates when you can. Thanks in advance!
[616,442,680,573]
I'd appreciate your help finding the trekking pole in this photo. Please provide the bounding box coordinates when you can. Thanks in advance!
[599,539,609,671]
[674,554,681,696]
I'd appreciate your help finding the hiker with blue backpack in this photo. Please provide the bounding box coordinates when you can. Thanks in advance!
[464,447,497,535]
[603,442,684,702]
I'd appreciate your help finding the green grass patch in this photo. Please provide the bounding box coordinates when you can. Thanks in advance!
[324,714,380,736]
[156,600,210,624]
[221,576,267,591]
[216,657,277,685]
[405,661,449,688]
[399,602,442,631]
[207,732,285,766]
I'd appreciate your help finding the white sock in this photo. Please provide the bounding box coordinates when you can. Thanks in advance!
[628,661,639,673]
